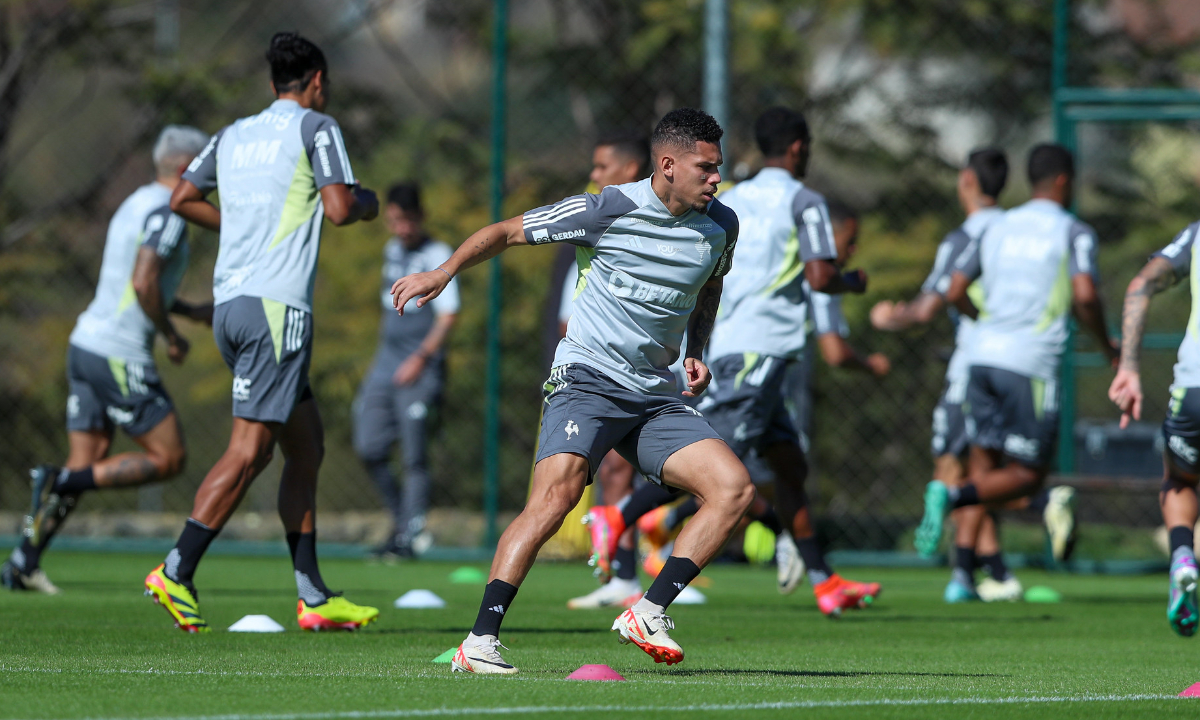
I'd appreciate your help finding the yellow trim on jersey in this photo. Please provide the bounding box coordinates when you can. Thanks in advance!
[763,229,804,295]
[271,152,318,250]
[574,247,596,300]
[1035,256,1071,333]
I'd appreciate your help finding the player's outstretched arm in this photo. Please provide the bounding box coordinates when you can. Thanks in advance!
[169,180,220,232]
[391,216,527,316]
[132,247,188,364]
[816,333,890,377]
[871,292,944,331]
[1110,256,1178,428]
[681,278,722,397]
[321,184,379,226]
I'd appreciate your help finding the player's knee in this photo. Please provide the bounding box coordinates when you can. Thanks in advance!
[160,445,187,478]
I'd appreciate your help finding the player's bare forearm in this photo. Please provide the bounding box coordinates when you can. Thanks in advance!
[391,216,526,315]
[132,248,177,343]
[169,180,220,231]
[805,260,867,295]
[1071,274,1117,363]
[686,278,723,359]
[1118,256,1177,372]
[944,273,979,319]
[872,292,944,331]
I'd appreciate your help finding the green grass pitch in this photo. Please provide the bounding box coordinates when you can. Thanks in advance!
[1,552,1196,719]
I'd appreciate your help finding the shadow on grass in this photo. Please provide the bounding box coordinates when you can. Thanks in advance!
[627,669,1004,679]
[843,614,1057,623]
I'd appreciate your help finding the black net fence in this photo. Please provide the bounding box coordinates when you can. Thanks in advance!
[2,0,1198,558]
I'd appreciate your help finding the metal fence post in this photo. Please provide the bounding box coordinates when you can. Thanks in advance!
[1052,0,1077,474]
[703,0,729,133]
[484,0,508,549]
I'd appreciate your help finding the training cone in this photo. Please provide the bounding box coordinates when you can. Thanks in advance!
[1023,586,1062,603]
[673,586,707,605]
[566,664,625,681]
[449,567,487,584]
[1181,683,1200,698]
[432,648,458,664]
[394,589,446,609]
[228,615,286,633]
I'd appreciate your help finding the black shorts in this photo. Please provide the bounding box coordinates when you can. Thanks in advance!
[965,365,1059,468]
[698,353,800,459]
[214,296,313,424]
[1164,386,1200,475]
[535,364,723,485]
[66,344,174,437]
[932,376,970,459]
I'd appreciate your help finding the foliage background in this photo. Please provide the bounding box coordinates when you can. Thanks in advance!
[3,0,1200,549]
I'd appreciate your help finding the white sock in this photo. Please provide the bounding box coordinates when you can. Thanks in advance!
[632,596,665,614]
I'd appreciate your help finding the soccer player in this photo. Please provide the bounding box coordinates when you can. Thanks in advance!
[1,126,212,595]
[589,114,887,616]
[1109,220,1200,636]
[354,182,459,560]
[145,32,380,633]
[870,149,1033,602]
[391,108,748,673]
[563,133,656,610]
[914,144,1117,561]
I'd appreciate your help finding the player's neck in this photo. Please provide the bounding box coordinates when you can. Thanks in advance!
[1029,190,1065,207]
[155,175,181,191]
[649,172,693,217]
[275,92,315,109]
[964,196,997,216]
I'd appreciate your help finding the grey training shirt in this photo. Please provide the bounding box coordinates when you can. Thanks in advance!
[526,177,739,395]
[70,182,190,365]
[183,98,356,313]
[1151,222,1200,389]
[707,168,838,361]
[371,236,461,374]
[956,199,1099,381]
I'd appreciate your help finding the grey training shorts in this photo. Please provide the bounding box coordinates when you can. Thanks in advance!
[214,296,313,424]
[535,363,723,485]
[698,353,801,459]
[1164,386,1200,476]
[932,376,970,459]
[966,365,1059,469]
[66,344,174,437]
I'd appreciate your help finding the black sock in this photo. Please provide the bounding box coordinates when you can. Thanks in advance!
[643,556,700,608]
[615,541,637,581]
[11,538,40,573]
[752,505,783,536]
[620,483,676,528]
[667,496,700,530]
[978,552,1010,581]
[54,467,96,494]
[1169,525,1195,556]
[795,535,832,584]
[951,483,980,509]
[287,532,333,605]
[953,545,976,587]
[471,579,518,638]
[164,518,217,591]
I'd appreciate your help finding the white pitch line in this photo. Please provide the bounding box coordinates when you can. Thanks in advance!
[51,693,1186,720]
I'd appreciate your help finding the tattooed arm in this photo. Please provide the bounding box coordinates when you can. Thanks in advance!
[1109,256,1179,427]
[682,278,722,397]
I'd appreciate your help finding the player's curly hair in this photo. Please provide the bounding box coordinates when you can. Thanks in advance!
[651,108,724,157]
[266,32,327,94]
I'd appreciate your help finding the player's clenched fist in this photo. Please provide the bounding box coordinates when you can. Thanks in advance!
[391,268,452,316]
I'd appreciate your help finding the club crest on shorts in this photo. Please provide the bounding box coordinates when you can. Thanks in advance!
[564,420,579,439]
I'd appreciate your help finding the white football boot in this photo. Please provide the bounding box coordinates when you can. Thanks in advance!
[567,577,642,609]
[451,634,519,675]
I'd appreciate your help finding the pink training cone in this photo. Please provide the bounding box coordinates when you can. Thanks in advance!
[566,664,625,681]
[1180,682,1200,698]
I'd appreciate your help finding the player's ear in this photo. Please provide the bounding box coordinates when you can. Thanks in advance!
[659,153,674,179]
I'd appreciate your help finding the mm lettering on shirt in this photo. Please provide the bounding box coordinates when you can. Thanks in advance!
[1151,221,1200,389]
[182,98,356,314]
[69,183,190,366]
[707,168,835,362]
[958,199,1098,381]
[522,178,739,394]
